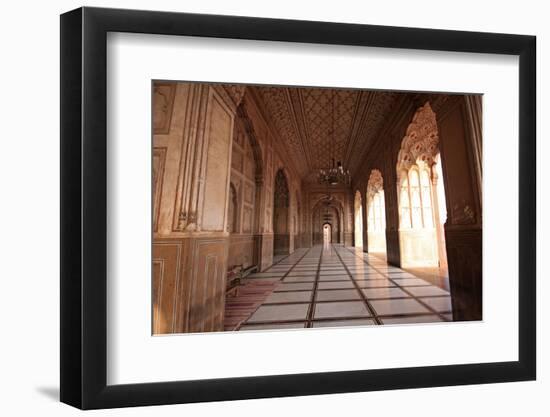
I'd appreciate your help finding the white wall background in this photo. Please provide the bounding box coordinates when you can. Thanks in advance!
[0,0,545,415]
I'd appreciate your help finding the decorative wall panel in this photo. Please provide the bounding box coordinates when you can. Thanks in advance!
[153,82,176,134]
[152,242,182,334]
[201,95,233,231]
[152,147,167,232]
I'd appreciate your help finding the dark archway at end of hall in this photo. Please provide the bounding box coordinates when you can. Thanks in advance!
[312,199,342,245]
[273,169,290,256]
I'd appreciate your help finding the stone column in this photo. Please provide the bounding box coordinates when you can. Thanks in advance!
[362,189,369,252]
[437,96,482,321]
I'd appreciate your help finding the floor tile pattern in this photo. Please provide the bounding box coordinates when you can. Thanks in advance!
[223,279,279,331]
[236,244,453,330]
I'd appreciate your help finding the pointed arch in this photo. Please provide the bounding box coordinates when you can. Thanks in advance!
[236,102,264,183]
[227,102,266,270]
[396,102,447,268]
[311,197,343,245]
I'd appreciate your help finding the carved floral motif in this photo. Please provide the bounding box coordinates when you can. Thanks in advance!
[177,211,197,231]
[396,102,439,172]
[366,169,384,199]
[153,83,176,134]
[224,85,246,107]
[451,200,476,225]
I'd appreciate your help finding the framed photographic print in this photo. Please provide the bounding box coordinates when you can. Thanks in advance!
[60,6,536,409]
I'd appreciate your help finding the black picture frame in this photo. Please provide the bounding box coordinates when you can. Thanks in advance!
[60,6,536,410]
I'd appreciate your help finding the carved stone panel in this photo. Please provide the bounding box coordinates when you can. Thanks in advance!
[242,206,253,233]
[153,147,167,232]
[187,238,229,332]
[202,97,232,231]
[231,147,243,172]
[243,182,254,205]
[152,242,182,334]
[366,169,384,198]
[153,82,176,134]
[396,102,439,173]
[438,104,479,226]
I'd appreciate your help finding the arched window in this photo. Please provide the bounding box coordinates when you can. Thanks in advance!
[368,189,386,231]
[409,168,422,228]
[420,168,433,228]
[398,164,435,230]
[396,102,446,267]
[399,174,411,228]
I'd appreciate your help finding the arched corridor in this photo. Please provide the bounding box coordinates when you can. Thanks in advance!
[311,196,343,245]
[152,82,483,334]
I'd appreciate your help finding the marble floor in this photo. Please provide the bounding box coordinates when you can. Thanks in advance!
[367,252,450,291]
[236,244,453,330]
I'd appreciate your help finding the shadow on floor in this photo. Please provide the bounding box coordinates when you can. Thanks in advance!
[35,386,59,401]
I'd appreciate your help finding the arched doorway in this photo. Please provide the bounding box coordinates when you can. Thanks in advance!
[273,169,290,255]
[366,169,387,253]
[396,102,448,269]
[323,223,332,245]
[354,190,363,248]
[311,198,343,245]
[227,108,264,270]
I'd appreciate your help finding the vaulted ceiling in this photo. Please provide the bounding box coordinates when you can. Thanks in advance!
[251,86,398,182]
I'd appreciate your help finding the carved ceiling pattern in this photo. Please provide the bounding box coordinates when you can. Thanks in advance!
[301,88,359,170]
[253,86,397,182]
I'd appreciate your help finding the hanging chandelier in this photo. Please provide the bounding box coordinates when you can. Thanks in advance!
[316,90,351,186]
[317,158,351,186]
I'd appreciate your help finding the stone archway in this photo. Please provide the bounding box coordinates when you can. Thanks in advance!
[234,102,274,270]
[396,102,447,268]
[311,198,343,245]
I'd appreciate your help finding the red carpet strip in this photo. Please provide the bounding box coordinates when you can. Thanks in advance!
[223,279,278,331]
